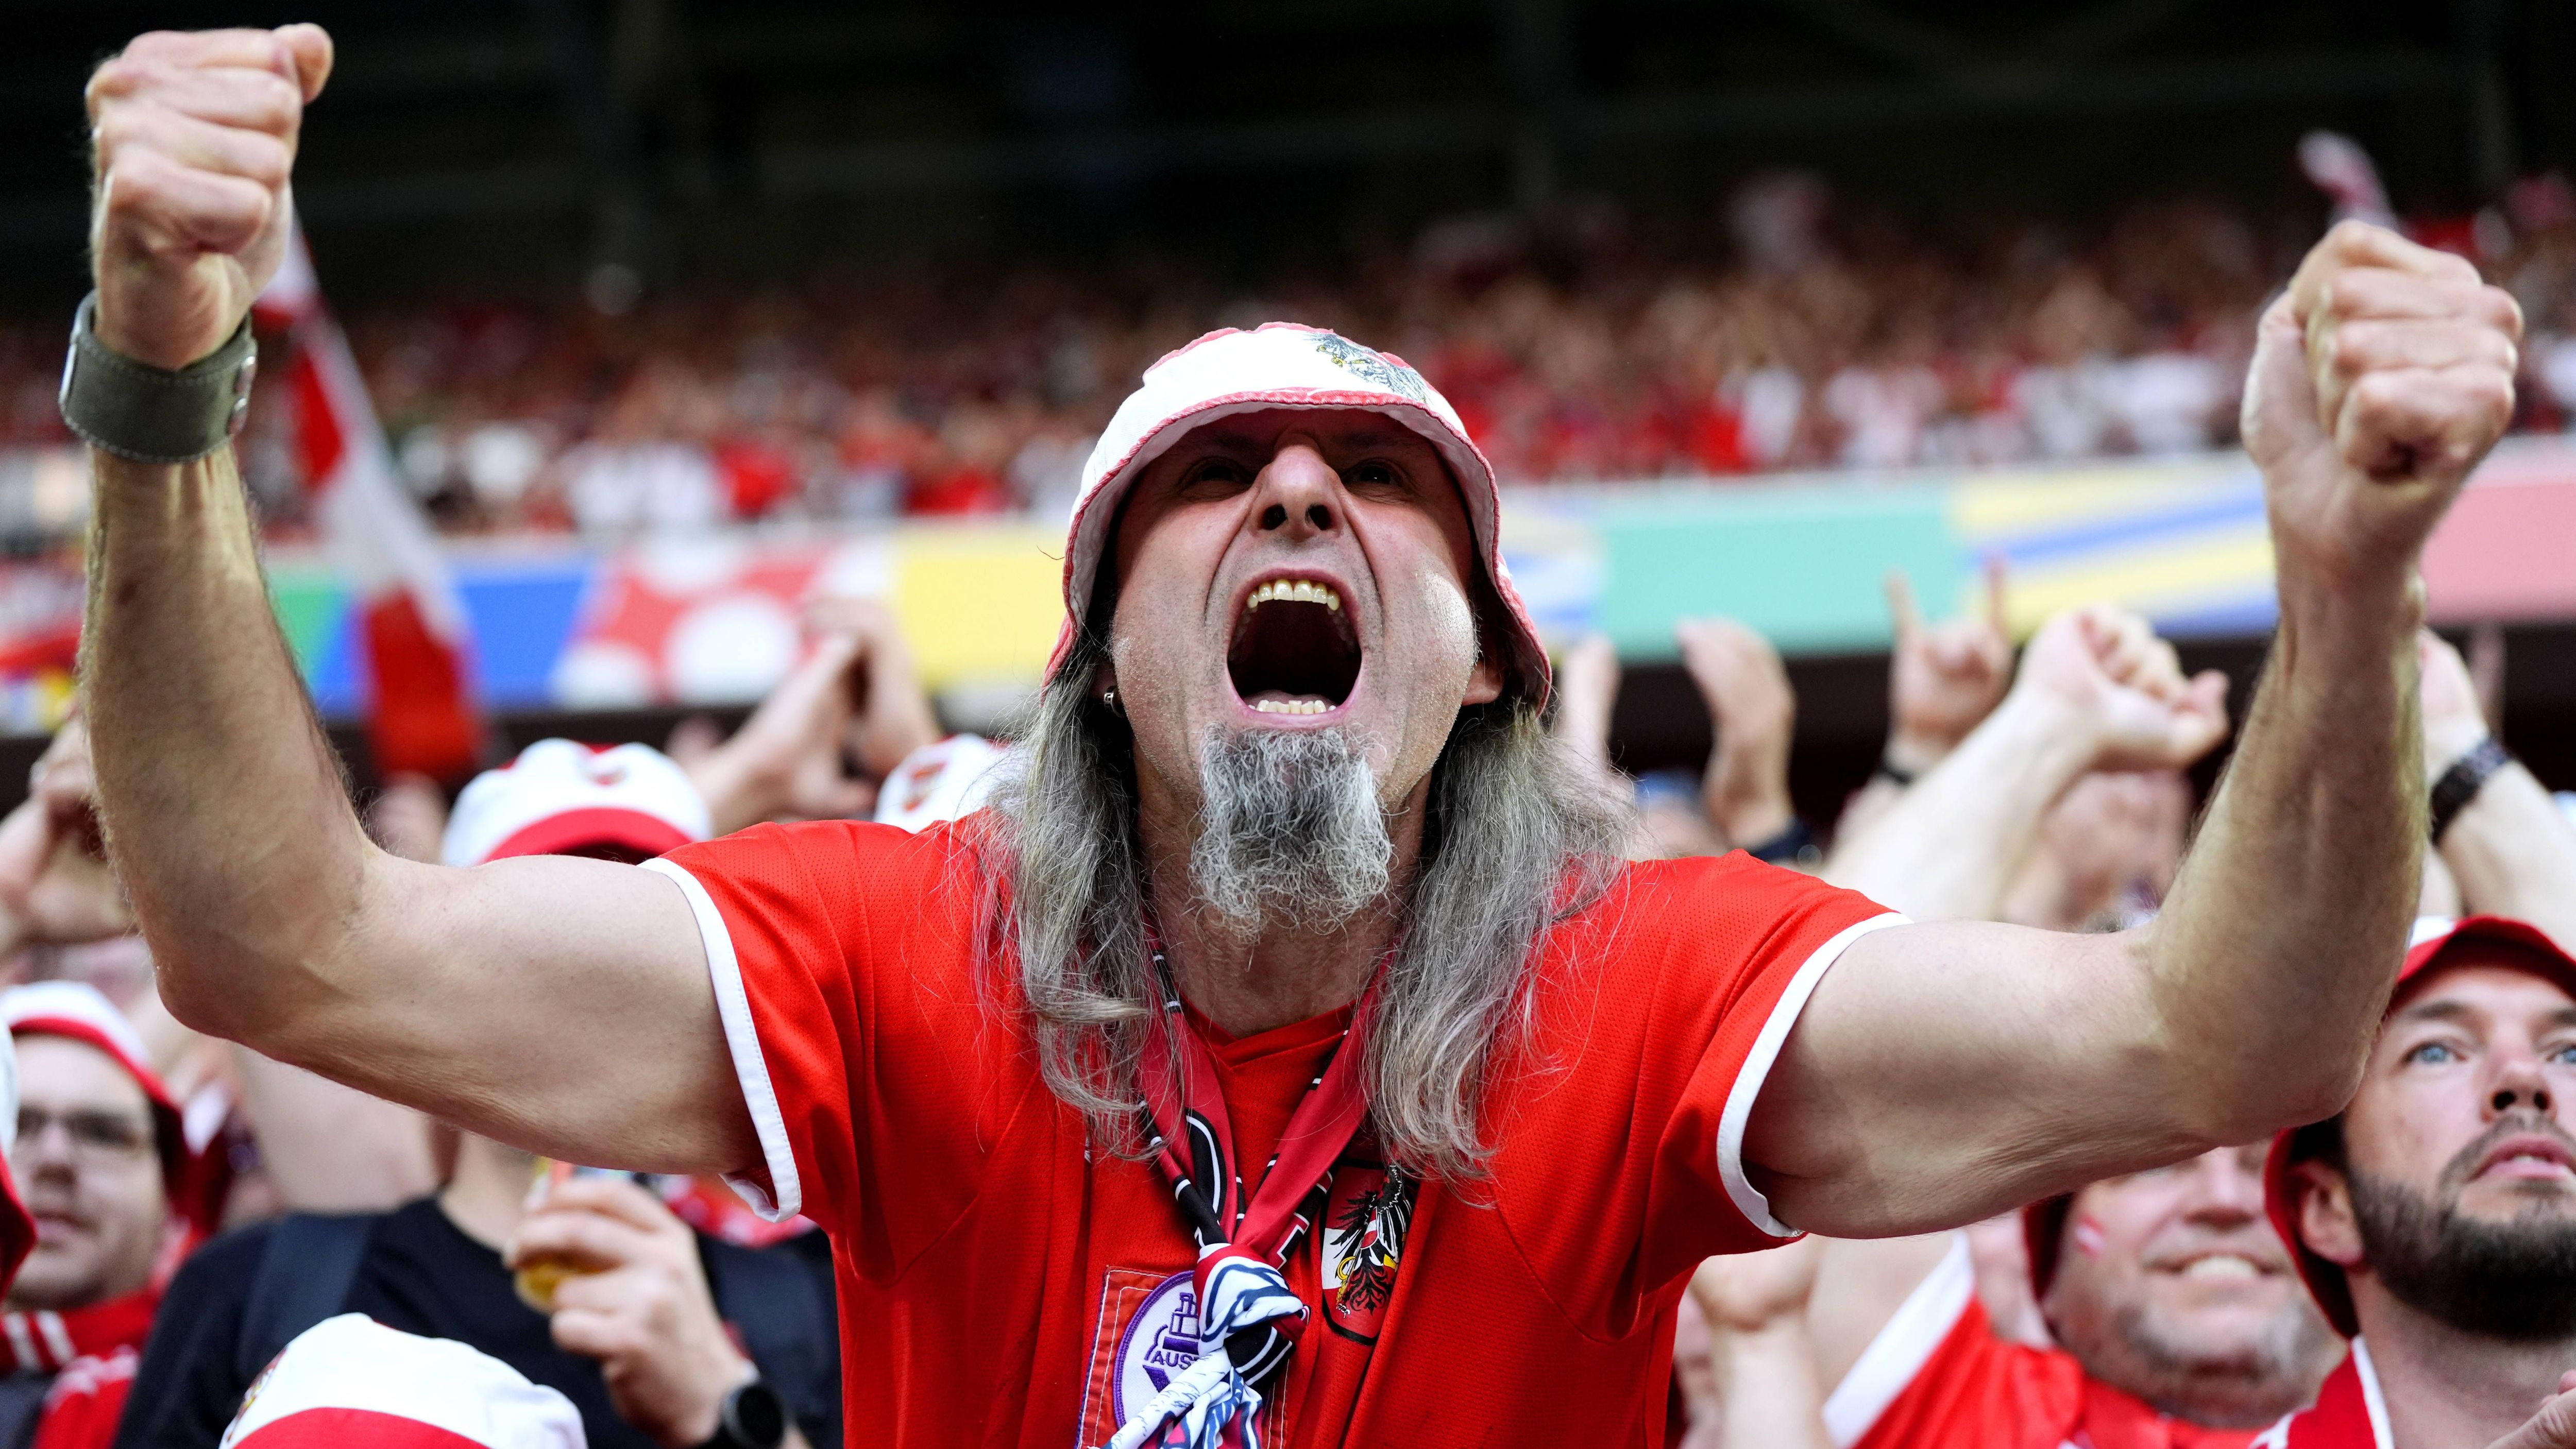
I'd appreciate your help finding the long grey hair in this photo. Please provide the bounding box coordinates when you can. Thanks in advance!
[978,628,1632,1179]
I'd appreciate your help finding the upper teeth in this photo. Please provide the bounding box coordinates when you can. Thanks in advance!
[2179,1255,2260,1281]
[1249,579,1342,612]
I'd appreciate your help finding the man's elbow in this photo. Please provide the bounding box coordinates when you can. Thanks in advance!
[2182,1050,2366,1149]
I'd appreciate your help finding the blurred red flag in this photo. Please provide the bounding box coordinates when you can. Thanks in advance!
[254,226,484,781]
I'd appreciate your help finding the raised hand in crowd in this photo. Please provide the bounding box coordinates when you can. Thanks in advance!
[1884,559,2012,778]
[1835,562,2013,848]
[507,1175,811,1449]
[1997,768,2191,933]
[1674,619,1799,854]
[1825,603,2226,920]
[1549,633,1620,783]
[677,598,939,836]
[2417,627,2576,945]
[0,718,132,956]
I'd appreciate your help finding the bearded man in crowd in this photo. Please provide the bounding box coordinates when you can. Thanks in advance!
[65,23,2534,1449]
[2262,917,2576,1449]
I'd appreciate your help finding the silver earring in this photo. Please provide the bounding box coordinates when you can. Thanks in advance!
[1102,686,1121,712]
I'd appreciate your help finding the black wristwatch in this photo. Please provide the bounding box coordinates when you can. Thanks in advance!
[2429,736,2512,845]
[697,1377,788,1449]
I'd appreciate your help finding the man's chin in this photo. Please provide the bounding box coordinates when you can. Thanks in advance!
[2454,1177,2576,1224]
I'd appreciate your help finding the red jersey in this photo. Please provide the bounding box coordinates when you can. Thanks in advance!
[2249,1346,2386,1449]
[645,817,1898,1449]
[1826,1235,2258,1449]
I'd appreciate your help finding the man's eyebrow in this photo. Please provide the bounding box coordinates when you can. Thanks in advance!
[2389,999,2480,1027]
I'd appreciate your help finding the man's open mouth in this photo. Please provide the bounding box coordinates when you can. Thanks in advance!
[1228,577,1362,715]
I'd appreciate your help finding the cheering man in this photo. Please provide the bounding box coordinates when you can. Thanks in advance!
[69,24,2523,1449]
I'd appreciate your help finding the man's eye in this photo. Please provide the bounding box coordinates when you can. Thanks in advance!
[2549,1043,2576,1067]
[2405,1041,2463,1066]
[1182,459,1252,491]
[1343,459,1404,490]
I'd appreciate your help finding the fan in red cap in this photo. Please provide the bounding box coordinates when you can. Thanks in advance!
[1,980,198,1449]
[2257,916,2576,1448]
[0,1033,33,1294]
[221,1314,583,1449]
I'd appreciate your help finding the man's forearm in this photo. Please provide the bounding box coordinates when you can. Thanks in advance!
[2146,574,2422,1138]
[1824,693,2093,919]
[83,447,374,1035]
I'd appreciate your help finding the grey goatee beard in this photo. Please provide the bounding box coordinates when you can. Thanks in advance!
[1190,726,1392,932]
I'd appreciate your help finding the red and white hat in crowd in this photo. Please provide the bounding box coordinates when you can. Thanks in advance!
[222,1314,583,1449]
[1050,322,1553,707]
[443,739,711,869]
[0,1034,30,1293]
[3,980,188,1195]
[873,734,1007,833]
[2262,914,2576,1337]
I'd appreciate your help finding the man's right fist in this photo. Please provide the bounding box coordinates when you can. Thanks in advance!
[86,26,332,370]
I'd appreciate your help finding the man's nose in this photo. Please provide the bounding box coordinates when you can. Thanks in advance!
[2179,1147,2265,1223]
[2483,1042,2555,1119]
[1250,441,1343,542]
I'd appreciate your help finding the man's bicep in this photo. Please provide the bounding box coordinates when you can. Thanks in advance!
[328,852,758,1177]
[1741,919,2185,1237]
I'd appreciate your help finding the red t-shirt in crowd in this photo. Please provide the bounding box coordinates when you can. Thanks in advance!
[645,816,1900,1449]
[2249,1345,2384,1448]
[1824,1235,2259,1449]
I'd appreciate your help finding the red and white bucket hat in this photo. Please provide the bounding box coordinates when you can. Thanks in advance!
[443,740,711,869]
[2263,914,2576,1336]
[1049,322,1552,707]
[4,980,188,1196]
[223,1314,584,1448]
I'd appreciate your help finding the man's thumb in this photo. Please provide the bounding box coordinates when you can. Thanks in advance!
[275,24,334,102]
[2241,293,2321,454]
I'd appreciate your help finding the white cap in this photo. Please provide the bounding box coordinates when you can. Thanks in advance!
[223,1315,585,1449]
[1048,323,1550,706]
[444,740,711,868]
[873,735,1007,832]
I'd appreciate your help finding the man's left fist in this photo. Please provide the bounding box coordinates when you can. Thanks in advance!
[2242,220,2520,591]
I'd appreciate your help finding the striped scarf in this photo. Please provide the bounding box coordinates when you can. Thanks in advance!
[0,1288,157,1375]
[1100,934,1380,1449]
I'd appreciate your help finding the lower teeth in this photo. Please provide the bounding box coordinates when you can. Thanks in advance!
[1252,698,1329,715]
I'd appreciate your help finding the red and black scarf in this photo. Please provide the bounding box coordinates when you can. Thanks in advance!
[1101,928,1382,1449]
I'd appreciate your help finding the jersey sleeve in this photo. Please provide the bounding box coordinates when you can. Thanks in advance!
[647,817,998,1243]
[1645,854,1903,1254]
[1496,855,1902,1314]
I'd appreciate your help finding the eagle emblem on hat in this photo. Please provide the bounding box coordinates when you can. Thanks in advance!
[1311,332,1429,403]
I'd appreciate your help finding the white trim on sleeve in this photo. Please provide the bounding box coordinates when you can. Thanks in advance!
[643,858,803,1222]
[1819,1233,1973,1449]
[1716,911,1908,1238]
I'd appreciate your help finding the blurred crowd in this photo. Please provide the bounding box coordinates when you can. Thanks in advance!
[0,543,2565,1442]
[7,180,2576,540]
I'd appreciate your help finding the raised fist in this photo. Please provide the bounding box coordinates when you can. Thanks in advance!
[2243,221,2520,593]
[2011,605,2230,774]
[87,26,333,369]
[1687,1237,1824,1335]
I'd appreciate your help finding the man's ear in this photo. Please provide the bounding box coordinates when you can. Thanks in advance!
[2295,1160,2366,1269]
[1462,649,1504,707]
